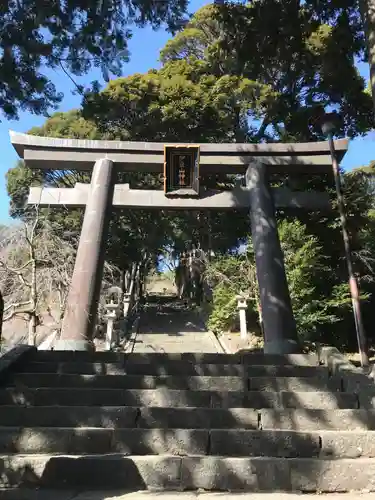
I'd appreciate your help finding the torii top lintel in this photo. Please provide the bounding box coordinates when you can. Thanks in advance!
[9,130,348,175]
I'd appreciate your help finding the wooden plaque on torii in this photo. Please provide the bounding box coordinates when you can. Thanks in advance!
[163,144,200,196]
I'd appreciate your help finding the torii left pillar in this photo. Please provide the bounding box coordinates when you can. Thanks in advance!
[55,159,115,351]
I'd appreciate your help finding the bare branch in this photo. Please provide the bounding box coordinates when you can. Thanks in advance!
[3,300,33,322]
[18,273,31,288]
[0,259,33,274]
[0,205,78,346]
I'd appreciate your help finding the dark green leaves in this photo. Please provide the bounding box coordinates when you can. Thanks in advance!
[0,0,189,119]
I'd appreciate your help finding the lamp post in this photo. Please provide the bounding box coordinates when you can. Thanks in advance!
[320,112,369,367]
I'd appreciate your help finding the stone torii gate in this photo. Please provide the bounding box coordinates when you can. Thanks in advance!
[10,131,348,354]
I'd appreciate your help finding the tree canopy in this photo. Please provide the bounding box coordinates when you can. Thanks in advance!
[0,0,188,119]
[159,2,374,140]
[5,2,375,350]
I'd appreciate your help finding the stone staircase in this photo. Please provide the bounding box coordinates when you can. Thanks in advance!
[0,348,375,492]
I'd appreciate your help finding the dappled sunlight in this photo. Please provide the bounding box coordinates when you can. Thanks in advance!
[0,344,375,493]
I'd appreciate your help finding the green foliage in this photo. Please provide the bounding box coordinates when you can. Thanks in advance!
[161,2,373,140]
[6,161,42,219]
[0,0,189,119]
[82,63,274,143]
[29,110,100,140]
[206,220,353,343]
[205,253,259,334]
[208,284,239,334]
[160,5,221,65]
[277,220,351,338]
[5,1,375,351]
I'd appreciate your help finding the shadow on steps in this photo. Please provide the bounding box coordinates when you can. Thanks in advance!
[0,350,374,493]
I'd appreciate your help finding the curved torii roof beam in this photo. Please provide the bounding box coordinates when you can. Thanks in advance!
[9,131,348,175]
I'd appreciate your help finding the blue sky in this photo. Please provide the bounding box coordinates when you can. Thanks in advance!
[1,0,374,224]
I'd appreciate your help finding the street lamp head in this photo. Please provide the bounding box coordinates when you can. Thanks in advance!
[319,111,342,137]
[309,107,342,137]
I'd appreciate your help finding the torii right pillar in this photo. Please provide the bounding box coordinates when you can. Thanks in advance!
[246,161,301,354]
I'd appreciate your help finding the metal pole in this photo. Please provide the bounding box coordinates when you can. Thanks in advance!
[327,133,369,367]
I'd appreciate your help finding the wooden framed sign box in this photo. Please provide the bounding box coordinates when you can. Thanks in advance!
[164,145,200,196]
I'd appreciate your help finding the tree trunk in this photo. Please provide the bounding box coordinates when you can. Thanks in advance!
[360,0,375,112]
[28,259,37,346]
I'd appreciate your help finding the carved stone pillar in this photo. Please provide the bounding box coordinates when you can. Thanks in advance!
[56,158,115,351]
[246,161,301,354]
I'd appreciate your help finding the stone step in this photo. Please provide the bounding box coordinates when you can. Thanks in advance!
[241,352,319,366]
[0,427,206,455]
[0,406,370,430]
[28,351,319,366]
[1,493,375,500]
[123,363,328,378]
[29,352,242,364]
[356,392,375,409]
[0,388,358,409]
[140,407,373,430]
[249,377,339,392]
[0,427,372,458]
[1,454,375,491]
[210,391,357,409]
[30,351,126,363]
[210,429,375,458]
[260,409,375,430]
[0,406,257,428]
[9,374,339,392]
[3,493,375,500]
[16,361,328,377]
[9,374,248,391]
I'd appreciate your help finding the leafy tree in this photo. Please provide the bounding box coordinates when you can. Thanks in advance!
[6,161,40,219]
[6,2,375,351]
[340,163,375,348]
[161,3,374,140]
[6,111,101,236]
[277,220,351,339]
[6,110,101,219]
[7,59,255,261]
[82,60,274,143]
[29,110,101,141]
[205,219,353,344]
[0,0,189,119]
[205,252,259,335]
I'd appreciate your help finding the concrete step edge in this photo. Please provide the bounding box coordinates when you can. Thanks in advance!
[0,454,374,491]
[1,426,375,433]
[0,388,349,394]
[0,406,372,430]
[8,374,339,391]
[0,428,374,458]
[22,360,322,367]
[0,388,359,409]
[4,453,375,459]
